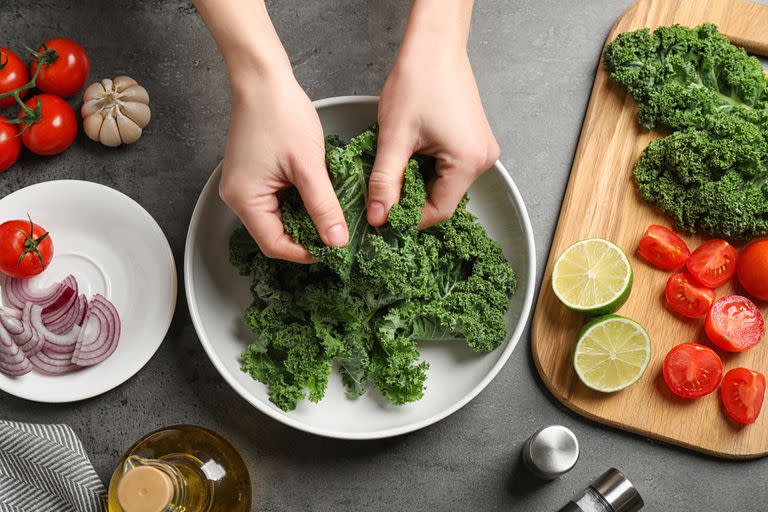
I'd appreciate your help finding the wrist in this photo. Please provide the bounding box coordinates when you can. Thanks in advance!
[399,0,473,59]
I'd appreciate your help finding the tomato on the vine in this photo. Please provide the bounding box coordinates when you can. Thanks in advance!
[0,48,29,108]
[29,38,90,97]
[18,94,77,156]
[0,117,20,172]
[0,217,53,279]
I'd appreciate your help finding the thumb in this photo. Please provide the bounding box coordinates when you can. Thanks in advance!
[368,129,414,226]
[293,163,349,248]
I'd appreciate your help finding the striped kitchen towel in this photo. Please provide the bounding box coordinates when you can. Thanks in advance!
[0,420,106,512]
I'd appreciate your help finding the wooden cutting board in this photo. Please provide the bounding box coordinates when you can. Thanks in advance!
[531,0,768,459]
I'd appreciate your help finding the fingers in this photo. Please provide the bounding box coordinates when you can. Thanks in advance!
[368,128,414,226]
[239,207,315,264]
[292,159,349,248]
[419,165,476,229]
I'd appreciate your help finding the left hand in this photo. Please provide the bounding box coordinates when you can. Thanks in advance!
[369,47,500,228]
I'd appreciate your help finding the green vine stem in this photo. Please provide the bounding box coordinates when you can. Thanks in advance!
[0,44,57,131]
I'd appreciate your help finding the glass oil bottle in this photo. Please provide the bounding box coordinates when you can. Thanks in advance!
[107,425,251,512]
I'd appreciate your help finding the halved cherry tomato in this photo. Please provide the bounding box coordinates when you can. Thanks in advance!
[705,295,765,352]
[29,38,89,98]
[637,225,691,270]
[0,48,29,108]
[721,368,766,424]
[665,272,716,319]
[0,117,20,172]
[737,240,768,302]
[0,217,53,279]
[18,94,77,156]
[686,239,737,288]
[663,342,723,399]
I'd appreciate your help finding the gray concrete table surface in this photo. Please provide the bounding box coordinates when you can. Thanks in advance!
[0,1,764,510]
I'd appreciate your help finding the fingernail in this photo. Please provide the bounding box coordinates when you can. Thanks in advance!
[326,224,349,247]
[368,201,385,223]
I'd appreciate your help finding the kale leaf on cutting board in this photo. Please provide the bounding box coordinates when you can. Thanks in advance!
[604,23,768,239]
[230,128,517,411]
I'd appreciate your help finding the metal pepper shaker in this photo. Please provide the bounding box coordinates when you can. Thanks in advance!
[521,425,580,479]
[557,468,644,512]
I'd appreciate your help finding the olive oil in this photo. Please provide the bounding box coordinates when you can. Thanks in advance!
[108,425,251,512]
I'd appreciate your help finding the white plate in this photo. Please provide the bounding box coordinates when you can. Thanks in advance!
[0,180,177,402]
[185,96,535,439]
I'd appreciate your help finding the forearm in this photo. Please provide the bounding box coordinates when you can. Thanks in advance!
[193,0,292,85]
[399,0,474,58]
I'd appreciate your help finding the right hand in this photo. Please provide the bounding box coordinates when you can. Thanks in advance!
[218,70,348,263]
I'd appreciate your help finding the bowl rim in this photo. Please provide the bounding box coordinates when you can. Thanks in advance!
[184,95,536,439]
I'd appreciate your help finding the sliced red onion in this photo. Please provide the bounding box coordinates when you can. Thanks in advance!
[3,276,72,310]
[0,321,32,376]
[71,294,120,367]
[0,313,23,335]
[44,288,81,335]
[15,303,44,356]
[0,306,21,319]
[29,348,81,375]
[30,304,81,354]
[41,278,78,330]
[75,295,88,326]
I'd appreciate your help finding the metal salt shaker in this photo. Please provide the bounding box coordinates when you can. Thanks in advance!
[557,468,644,512]
[521,425,580,479]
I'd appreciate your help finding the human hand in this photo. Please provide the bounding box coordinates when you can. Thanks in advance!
[368,3,499,228]
[219,70,348,263]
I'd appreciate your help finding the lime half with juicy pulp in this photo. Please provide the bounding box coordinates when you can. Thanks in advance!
[552,238,632,316]
[573,315,651,393]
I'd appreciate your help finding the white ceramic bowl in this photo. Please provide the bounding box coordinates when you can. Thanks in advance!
[0,180,177,402]
[185,96,535,439]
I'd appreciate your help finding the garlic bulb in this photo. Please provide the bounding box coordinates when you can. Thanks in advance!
[81,76,151,147]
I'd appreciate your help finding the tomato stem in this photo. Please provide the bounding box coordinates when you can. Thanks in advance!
[0,43,55,101]
[16,216,49,271]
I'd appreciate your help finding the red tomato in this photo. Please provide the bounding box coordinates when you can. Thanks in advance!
[721,368,766,424]
[637,225,691,270]
[0,218,54,279]
[686,239,737,288]
[737,240,768,302]
[0,48,29,108]
[0,118,20,172]
[29,38,90,97]
[665,272,716,319]
[663,342,723,399]
[18,94,77,156]
[705,295,765,352]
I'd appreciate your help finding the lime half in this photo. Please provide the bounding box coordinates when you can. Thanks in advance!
[573,315,651,393]
[552,238,632,316]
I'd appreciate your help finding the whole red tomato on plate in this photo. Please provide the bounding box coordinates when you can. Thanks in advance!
[0,217,53,279]
[737,240,768,302]
[29,38,90,97]
[18,94,77,156]
[0,117,20,172]
[0,48,29,108]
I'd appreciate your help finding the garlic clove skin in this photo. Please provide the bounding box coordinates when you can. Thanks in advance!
[81,75,150,147]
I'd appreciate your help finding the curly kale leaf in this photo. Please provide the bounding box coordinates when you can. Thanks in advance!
[604,23,768,238]
[230,128,517,411]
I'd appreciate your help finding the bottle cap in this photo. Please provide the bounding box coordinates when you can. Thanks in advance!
[117,465,173,512]
[590,468,644,512]
[522,425,579,479]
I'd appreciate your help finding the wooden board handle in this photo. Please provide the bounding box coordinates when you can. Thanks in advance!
[722,0,768,55]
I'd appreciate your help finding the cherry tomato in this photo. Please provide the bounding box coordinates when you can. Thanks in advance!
[721,368,766,424]
[0,218,54,279]
[686,239,737,288]
[30,38,90,97]
[663,342,723,399]
[0,48,29,108]
[705,295,765,352]
[18,94,77,156]
[0,117,20,172]
[737,240,768,302]
[637,225,691,270]
[665,272,716,319]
